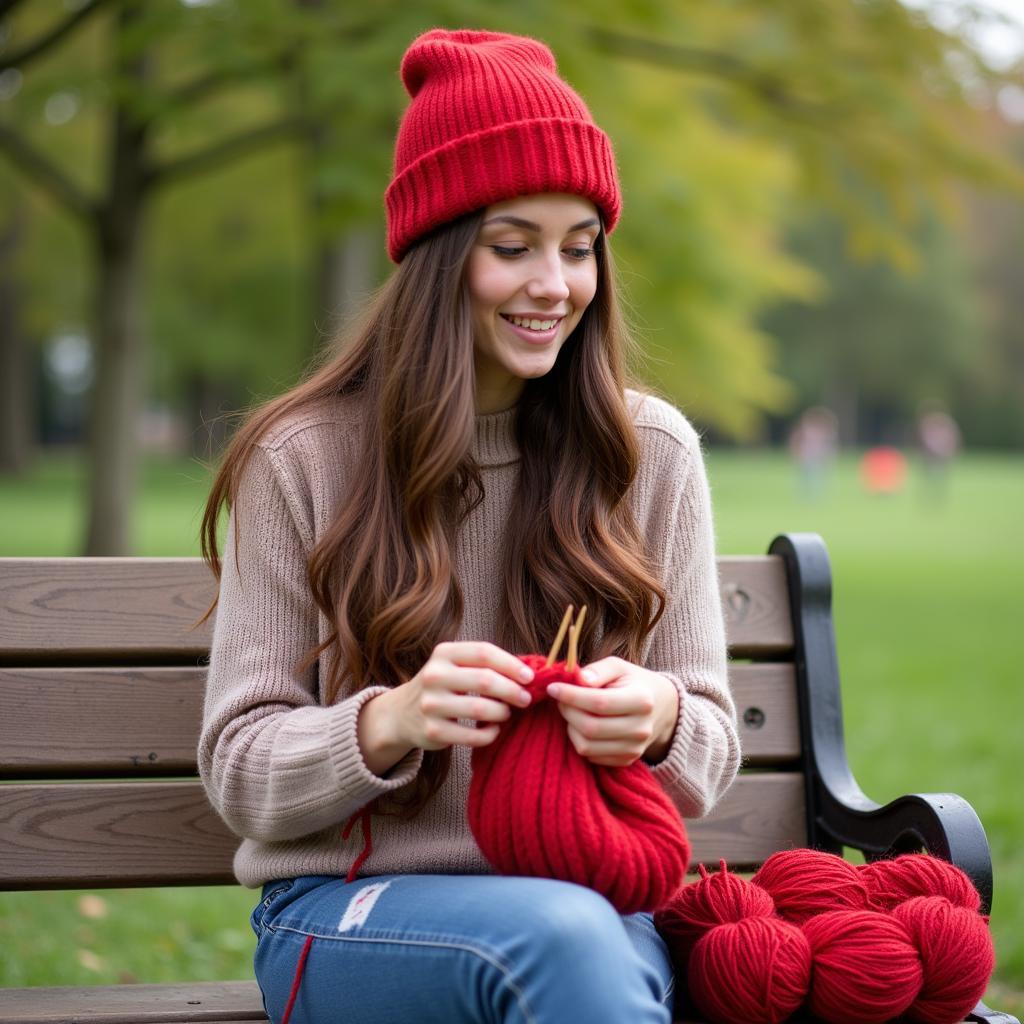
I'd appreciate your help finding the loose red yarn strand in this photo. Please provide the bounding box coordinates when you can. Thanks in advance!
[280,933,314,1024]
[342,806,373,883]
[280,806,372,1024]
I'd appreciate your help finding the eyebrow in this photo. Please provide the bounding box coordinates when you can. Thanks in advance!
[481,215,600,233]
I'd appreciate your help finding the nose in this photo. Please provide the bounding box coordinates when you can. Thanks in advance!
[526,250,571,306]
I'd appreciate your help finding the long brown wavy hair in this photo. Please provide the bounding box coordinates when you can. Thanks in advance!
[195,205,668,819]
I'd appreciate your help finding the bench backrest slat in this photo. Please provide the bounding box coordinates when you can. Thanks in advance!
[0,774,807,889]
[0,663,799,777]
[0,556,793,662]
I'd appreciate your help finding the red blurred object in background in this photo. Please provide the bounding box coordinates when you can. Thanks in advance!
[860,446,908,494]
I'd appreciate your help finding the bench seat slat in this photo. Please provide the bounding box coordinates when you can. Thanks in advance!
[0,774,806,889]
[0,663,800,776]
[0,556,793,663]
[0,980,265,1023]
[0,981,975,1024]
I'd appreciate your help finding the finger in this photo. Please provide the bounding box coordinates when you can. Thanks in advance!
[425,692,514,724]
[440,640,535,686]
[423,719,500,749]
[576,657,628,687]
[558,706,651,742]
[546,681,647,717]
[566,724,644,765]
[450,666,532,708]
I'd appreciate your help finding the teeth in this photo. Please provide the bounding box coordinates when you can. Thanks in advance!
[507,316,558,331]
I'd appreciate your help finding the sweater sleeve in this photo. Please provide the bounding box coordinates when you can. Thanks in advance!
[641,428,740,818]
[197,443,423,842]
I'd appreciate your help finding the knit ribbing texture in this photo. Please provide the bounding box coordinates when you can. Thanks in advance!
[467,653,690,914]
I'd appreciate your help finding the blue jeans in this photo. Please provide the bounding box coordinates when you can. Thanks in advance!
[251,874,676,1023]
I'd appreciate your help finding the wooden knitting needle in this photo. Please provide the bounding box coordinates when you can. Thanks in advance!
[566,605,587,671]
[546,605,574,666]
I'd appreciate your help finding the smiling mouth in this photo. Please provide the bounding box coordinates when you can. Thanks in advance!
[500,314,564,333]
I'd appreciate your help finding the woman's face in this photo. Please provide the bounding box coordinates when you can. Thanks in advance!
[466,193,601,414]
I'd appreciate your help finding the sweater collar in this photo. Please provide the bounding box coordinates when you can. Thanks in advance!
[472,403,520,467]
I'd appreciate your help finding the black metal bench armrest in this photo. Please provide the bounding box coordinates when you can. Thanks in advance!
[815,786,993,908]
[768,533,995,914]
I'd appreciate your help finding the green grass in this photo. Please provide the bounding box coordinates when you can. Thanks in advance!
[1,447,1022,1017]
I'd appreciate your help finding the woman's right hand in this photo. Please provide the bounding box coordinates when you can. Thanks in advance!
[392,641,535,751]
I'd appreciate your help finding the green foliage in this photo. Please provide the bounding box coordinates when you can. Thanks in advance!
[761,205,984,440]
[2,0,1022,437]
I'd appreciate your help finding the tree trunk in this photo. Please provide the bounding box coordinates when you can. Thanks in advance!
[82,3,149,555]
[0,205,33,475]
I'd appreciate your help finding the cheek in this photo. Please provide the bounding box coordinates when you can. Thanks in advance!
[468,261,516,316]
[571,266,598,312]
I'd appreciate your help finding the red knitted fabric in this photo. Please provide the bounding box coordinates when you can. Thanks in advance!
[468,653,690,914]
[386,29,621,262]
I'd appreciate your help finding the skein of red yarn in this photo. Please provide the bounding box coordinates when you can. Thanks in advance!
[893,895,995,1024]
[655,861,810,1024]
[752,848,874,923]
[803,909,924,1024]
[654,860,775,957]
[689,915,812,1024]
[467,653,690,914]
[858,854,982,913]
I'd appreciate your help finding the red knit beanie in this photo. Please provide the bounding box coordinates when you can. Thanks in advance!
[386,28,622,262]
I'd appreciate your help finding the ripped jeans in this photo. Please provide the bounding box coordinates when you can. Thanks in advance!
[251,873,676,1024]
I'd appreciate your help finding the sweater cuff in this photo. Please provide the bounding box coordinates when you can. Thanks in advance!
[327,686,424,807]
[646,672,700,787]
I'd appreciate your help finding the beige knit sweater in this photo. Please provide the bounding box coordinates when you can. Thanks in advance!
[198,388,740,889]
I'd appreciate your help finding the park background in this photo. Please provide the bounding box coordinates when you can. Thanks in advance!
[1,0,1022,1015]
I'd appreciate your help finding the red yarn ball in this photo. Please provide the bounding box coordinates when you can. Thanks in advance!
[858,854,982,913]
[654,860,776,961]
[468,653,690,914]
[803,909,924,1024]
[893,896,995,1024]
[687,915,812,1024]
[752,849,872,924]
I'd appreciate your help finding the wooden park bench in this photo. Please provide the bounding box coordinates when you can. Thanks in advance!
[0,533,1017,1024]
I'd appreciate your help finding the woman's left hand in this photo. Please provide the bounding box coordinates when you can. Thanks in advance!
[545,658,679,768]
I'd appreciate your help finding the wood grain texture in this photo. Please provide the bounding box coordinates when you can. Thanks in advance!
[0,781,238,889]
[0,555,792,663]
[729,662,801,765]
[0,559,217,664]
[0,773,804,889]
[0,667,204,776]
[0,980,264,1023]
[718,555,793,657]
[0,663,799,776]
[687,772,807,869]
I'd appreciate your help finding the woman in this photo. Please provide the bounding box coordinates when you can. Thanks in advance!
[197,28,739,1024]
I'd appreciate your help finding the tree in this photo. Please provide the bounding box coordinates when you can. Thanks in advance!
[3,0,1022,551]
[0,1,302,551]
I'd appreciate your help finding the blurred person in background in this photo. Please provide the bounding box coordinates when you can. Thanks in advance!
[788,405,839,502]
[916,402,962,505]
